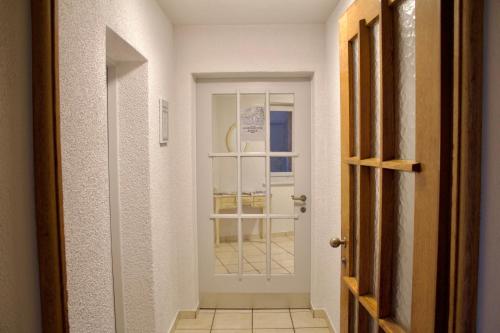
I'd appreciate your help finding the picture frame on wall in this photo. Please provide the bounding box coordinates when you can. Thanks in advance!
[159,98,168,144]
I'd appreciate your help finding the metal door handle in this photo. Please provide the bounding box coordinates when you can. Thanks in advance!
[330,237,347,248]
[291,194,307,202]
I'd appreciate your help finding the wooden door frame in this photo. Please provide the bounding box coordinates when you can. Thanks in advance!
[30,0,482,332]
[338,0,483,332]
[31,0,69,332]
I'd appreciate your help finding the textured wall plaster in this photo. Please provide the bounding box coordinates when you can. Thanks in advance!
[173,24,326,310]
[59,0,177,331]
[0,0,42,331]
[321,1,355,332]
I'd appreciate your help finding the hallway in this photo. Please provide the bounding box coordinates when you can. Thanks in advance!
[1,0,498,332]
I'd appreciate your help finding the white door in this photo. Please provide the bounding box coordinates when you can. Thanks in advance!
[196,80,311,305]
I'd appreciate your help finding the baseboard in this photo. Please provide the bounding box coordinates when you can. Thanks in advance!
[199,292,310,309]
[168,308,199,333]
[312,308,336,333]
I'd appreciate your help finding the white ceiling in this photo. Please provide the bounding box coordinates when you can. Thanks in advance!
[157,0,338,25]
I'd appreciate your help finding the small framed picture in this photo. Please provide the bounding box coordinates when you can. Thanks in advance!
[159,98,168,144]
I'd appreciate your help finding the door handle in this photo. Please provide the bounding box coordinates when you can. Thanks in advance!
[330,237,347,248]
[291,194,307,202]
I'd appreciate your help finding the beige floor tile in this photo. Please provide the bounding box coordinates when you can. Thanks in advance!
[290,309,310,312]
[245,255,266,263]
[176,312,214,330]
[244,248,264,256]
[215,265,228,274]
[253,312,293,329]
[174,330,210,333]
[213,311,252,329]
[219,256,239,265]
[253,309,290,313]
[216,309,252,313]
[271,267,290,274]
[225,264,238,273]
[254,329,294,333]
[212,330,251,333]
[291,311,328,328]
[294,329,330,333]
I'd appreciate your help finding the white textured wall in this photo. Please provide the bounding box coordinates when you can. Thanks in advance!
[321,1,355,332]
[174,24,326,310]
[59,0,178,331]
[0,0,42,331]
[477,0,500,331]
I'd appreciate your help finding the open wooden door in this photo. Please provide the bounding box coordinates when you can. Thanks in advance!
[336,0,459,332]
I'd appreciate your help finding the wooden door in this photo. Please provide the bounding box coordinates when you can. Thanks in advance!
[338,0,450,332]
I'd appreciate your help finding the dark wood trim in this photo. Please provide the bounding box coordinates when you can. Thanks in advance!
[31,0,69,332]
[449,0,484,332]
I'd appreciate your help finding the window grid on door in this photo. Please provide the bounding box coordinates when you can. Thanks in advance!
[340,0,420,332]
[209,90,298,280]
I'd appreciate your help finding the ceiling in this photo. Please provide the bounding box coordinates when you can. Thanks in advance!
[157,0,338,25]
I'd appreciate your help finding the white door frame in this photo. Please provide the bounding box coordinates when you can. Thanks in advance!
[196,79,312,307]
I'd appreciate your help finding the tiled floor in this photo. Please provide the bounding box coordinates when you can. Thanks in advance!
[215,234,295,274]
[175,309,330,333]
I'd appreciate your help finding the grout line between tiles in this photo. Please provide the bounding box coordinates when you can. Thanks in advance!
[209,308,215,333]
[289,308,296,333]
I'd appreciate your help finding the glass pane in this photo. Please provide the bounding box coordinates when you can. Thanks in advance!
[240,93,266,152]
[351,36,360,157]
[214,219,238,275]
[213,157,237,213]
[242,219,266,275]
[392,172,415,331]
[270,107,293,172]
[392,0,415,330]
[270,93,293,172]
[394,0,416,160]
[370,20,381,158]
[370,168,380,297]
[351,166,359,277]
[212,94,237,153]
[271,219,295,274]
[241,157,267,212]
[270,172,295,215]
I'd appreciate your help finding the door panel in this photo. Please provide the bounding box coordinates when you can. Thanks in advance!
[339,0,443,332]
[197,80,311,303]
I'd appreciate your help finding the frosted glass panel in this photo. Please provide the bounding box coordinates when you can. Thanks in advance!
[370,20,381,158]
[212,94,237,153]
[351,37,360,157]
[392,0,416,330]
[394,0,416,160]
[392,172,415,331]
[370,168,380,296]
[352,166,359,277]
